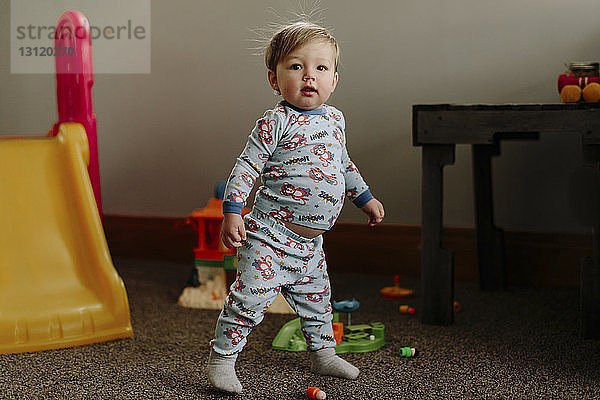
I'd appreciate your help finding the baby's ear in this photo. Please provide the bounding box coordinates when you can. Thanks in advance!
[267,70,279,93]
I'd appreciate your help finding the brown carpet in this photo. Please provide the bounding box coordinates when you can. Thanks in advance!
[0,258,599,399]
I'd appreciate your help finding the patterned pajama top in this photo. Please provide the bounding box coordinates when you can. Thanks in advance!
[223,101,373,230]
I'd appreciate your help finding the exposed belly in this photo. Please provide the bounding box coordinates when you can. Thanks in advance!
[282,220,325,239]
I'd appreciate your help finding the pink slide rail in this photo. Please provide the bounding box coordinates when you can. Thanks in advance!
[53,10,102,218]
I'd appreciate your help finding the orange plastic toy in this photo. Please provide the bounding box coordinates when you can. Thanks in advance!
[332,322,344,345]
[380,275,414,299]
[179,189,250,290]
[184,194,249,262]
[306,387,327,400]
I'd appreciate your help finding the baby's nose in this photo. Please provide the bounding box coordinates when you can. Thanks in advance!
[303,74,315,81]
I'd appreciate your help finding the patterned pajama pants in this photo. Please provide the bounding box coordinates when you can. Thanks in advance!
[210,209,336,355]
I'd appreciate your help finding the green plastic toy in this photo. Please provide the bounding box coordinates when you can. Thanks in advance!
[272,313,385,354]
[398,346,418,358]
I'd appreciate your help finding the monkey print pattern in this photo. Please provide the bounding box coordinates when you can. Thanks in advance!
[223,327,244,346]
[284,237,305,251]
[263,166,288,181]
[260,240,288,259]
[280,182,312,205]
[239,171,255,188]
[329,111,341,122]
[346,162,358,173]
[257,118,276,144]
[234,316,256,328]
[269,206,294,222]
[294,276,316,285]
[231,276,246,293]
[305,285,330,303]
[311,144,334,167]
[246,219,260,233]
[226,189,246,203]
[332,127,344,145]
[289,114,311,127]
[281,132,308,151]
[308,167,338,186]
[253,255,276,280]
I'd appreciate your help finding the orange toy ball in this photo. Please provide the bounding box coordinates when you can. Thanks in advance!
[560,85,582,103]
[582,82,600,102]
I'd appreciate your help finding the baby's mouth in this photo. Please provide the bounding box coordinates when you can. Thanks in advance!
[301,86,317,95]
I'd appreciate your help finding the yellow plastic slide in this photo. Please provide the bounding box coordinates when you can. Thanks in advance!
[0,123,132,354]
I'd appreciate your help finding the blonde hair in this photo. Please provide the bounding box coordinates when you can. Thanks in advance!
[265,21,339,72]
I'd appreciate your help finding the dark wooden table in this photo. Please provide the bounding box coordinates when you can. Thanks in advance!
[413,103,600,338]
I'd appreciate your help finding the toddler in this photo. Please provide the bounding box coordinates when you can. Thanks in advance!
[207,21,385,394]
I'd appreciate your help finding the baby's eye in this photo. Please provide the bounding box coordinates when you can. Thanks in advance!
[290,64,302,70]
[317,65,328,71]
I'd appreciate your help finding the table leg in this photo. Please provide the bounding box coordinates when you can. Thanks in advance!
[581,231,600,339]
[581,144,600,339]
[421,144,455,325]
[472,144,507,290]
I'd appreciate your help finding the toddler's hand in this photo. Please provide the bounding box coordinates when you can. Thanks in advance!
[221,213,247,248]
[361,198,385,226]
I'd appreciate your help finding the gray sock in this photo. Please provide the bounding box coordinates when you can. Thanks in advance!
[206,350,242,394]
[310,347,360,379]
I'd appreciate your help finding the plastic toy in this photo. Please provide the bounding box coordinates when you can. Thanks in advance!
[558,62,600,103]
[306,387,327,400]
[54,10,102,217]
[223,254,237,291]
[332,298,360,326]
[398,347,418,358]
[380,275,414,299]
[399,305,416,315]
[272,313,385,354]
[453,300,461,312]
[176,182,241,310]
[332,298,360,313]
[176,184,293,313]
[0,10,132,354]
[332,322,343,345]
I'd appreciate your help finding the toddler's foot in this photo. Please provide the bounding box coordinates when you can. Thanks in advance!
[206,350,242,394]
[310,347,359,379]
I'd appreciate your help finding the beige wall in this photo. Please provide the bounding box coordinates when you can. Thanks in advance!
[1,0,599,233]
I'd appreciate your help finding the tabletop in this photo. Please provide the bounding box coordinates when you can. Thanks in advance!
[413,103,600,145]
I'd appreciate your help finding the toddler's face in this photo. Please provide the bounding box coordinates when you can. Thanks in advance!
[268,39,338,111]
